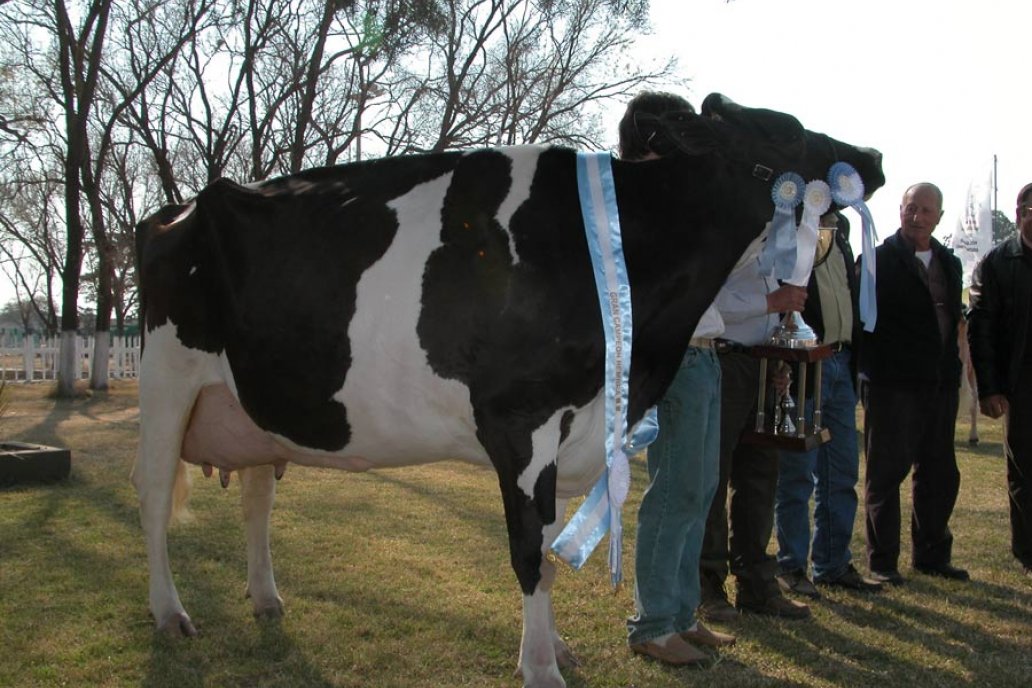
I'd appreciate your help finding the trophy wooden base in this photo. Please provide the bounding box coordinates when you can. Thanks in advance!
[739,426,831,452]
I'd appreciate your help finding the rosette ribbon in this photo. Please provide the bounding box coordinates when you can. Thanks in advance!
[757,172,806,279]
[828,162,878,331]
[551,151,657,587]
[787,180,832,287]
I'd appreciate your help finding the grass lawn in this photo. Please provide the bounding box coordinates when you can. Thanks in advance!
[1,380,1030,687]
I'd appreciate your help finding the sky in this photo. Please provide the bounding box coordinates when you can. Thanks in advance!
[626,0,1030,258]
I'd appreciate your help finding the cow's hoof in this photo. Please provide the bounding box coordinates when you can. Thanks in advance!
[253,600,284,621]
[156,611,197,637]
[514,665,567,688]
[521,675,566,688]
[968,438,979,445]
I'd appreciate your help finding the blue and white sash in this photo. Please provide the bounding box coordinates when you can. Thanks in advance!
[550,152,657,586]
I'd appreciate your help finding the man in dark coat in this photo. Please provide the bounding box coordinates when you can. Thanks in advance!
[968,182,1032,578]
[859,182,968,584]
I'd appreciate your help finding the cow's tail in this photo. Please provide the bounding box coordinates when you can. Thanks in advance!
[130,453,194,526]
[169,459,193,525]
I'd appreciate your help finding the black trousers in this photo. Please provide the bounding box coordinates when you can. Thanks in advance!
[862,381,960,572]
[1007,363,1032,568]
[700,351,780,602]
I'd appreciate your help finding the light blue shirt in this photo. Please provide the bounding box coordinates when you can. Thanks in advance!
[715,254,781,346]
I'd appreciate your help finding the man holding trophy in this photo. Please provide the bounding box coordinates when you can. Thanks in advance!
[698,249,811,620]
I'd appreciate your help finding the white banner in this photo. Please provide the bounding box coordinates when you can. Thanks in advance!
[954,168,993,288]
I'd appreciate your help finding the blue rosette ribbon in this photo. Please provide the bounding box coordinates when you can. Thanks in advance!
[828,162,878,331]
[788,180,832,286]
[757,172,806,279]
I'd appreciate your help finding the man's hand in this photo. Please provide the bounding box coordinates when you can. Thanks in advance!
[767,285,807,314]
[979,394,1009,419]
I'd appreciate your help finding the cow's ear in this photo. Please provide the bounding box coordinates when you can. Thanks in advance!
[657,111,720,155]
[700,93,739,121]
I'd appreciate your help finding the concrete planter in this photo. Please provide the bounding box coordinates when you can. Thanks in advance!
[0,442,71,486]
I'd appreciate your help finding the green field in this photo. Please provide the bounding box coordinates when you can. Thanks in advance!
[1,381,1029,687]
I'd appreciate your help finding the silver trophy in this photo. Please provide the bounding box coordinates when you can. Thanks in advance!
[745,216,838,450]
[774,385,797,436]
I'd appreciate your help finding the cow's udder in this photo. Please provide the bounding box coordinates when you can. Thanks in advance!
[180,384,375,473]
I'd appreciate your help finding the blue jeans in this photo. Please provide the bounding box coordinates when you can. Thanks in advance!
[628,347,721,643]
[774,350,860,581]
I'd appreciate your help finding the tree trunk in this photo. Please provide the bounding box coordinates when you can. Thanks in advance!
[83,142,113,390]
[54,0,113,397]
[58,331,79,394]
[91,334,110,388]
[89,242,114,390]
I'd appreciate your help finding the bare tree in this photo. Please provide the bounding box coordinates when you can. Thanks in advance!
[54,0,113,394]
[100,140,149,335]
[380,0,673,154]
[0,163,65,337]
[0,0,114,393]
[80,0,213,387]
[0,36,63,327]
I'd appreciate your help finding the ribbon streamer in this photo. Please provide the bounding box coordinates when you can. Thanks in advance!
[758,172,805,279]
[625,409,659,454]
[788,180,832,287]
[828,162,879,331]
[551,151,655,586]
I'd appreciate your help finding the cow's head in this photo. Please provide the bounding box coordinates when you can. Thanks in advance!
[615,93,884,426]
[635,92,885,212]
[703,93,883,195]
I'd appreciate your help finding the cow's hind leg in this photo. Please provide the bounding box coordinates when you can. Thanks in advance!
[134,451,196,636]
[133,359,203,634]
[239,465,283,619]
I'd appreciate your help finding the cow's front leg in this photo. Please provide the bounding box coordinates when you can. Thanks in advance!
[518,497,578,680]
[480,413,570,687]
[239,465,283,619]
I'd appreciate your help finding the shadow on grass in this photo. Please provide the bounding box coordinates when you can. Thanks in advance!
[961,440,1007,460]
[797,580,1032,686]
[3,397,336,688]
[365,468,509,540]
[143,617,336,688]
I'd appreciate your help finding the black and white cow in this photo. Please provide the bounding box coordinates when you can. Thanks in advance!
[133,93,883,687]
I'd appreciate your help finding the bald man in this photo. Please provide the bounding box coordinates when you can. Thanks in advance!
[858,183,968,585]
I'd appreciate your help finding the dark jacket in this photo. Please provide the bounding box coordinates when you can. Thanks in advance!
[967,235,1032,399]
[858,229,963,388]
[800,212,861,394]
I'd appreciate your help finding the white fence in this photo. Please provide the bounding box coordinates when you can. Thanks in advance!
[0,335,141,382]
